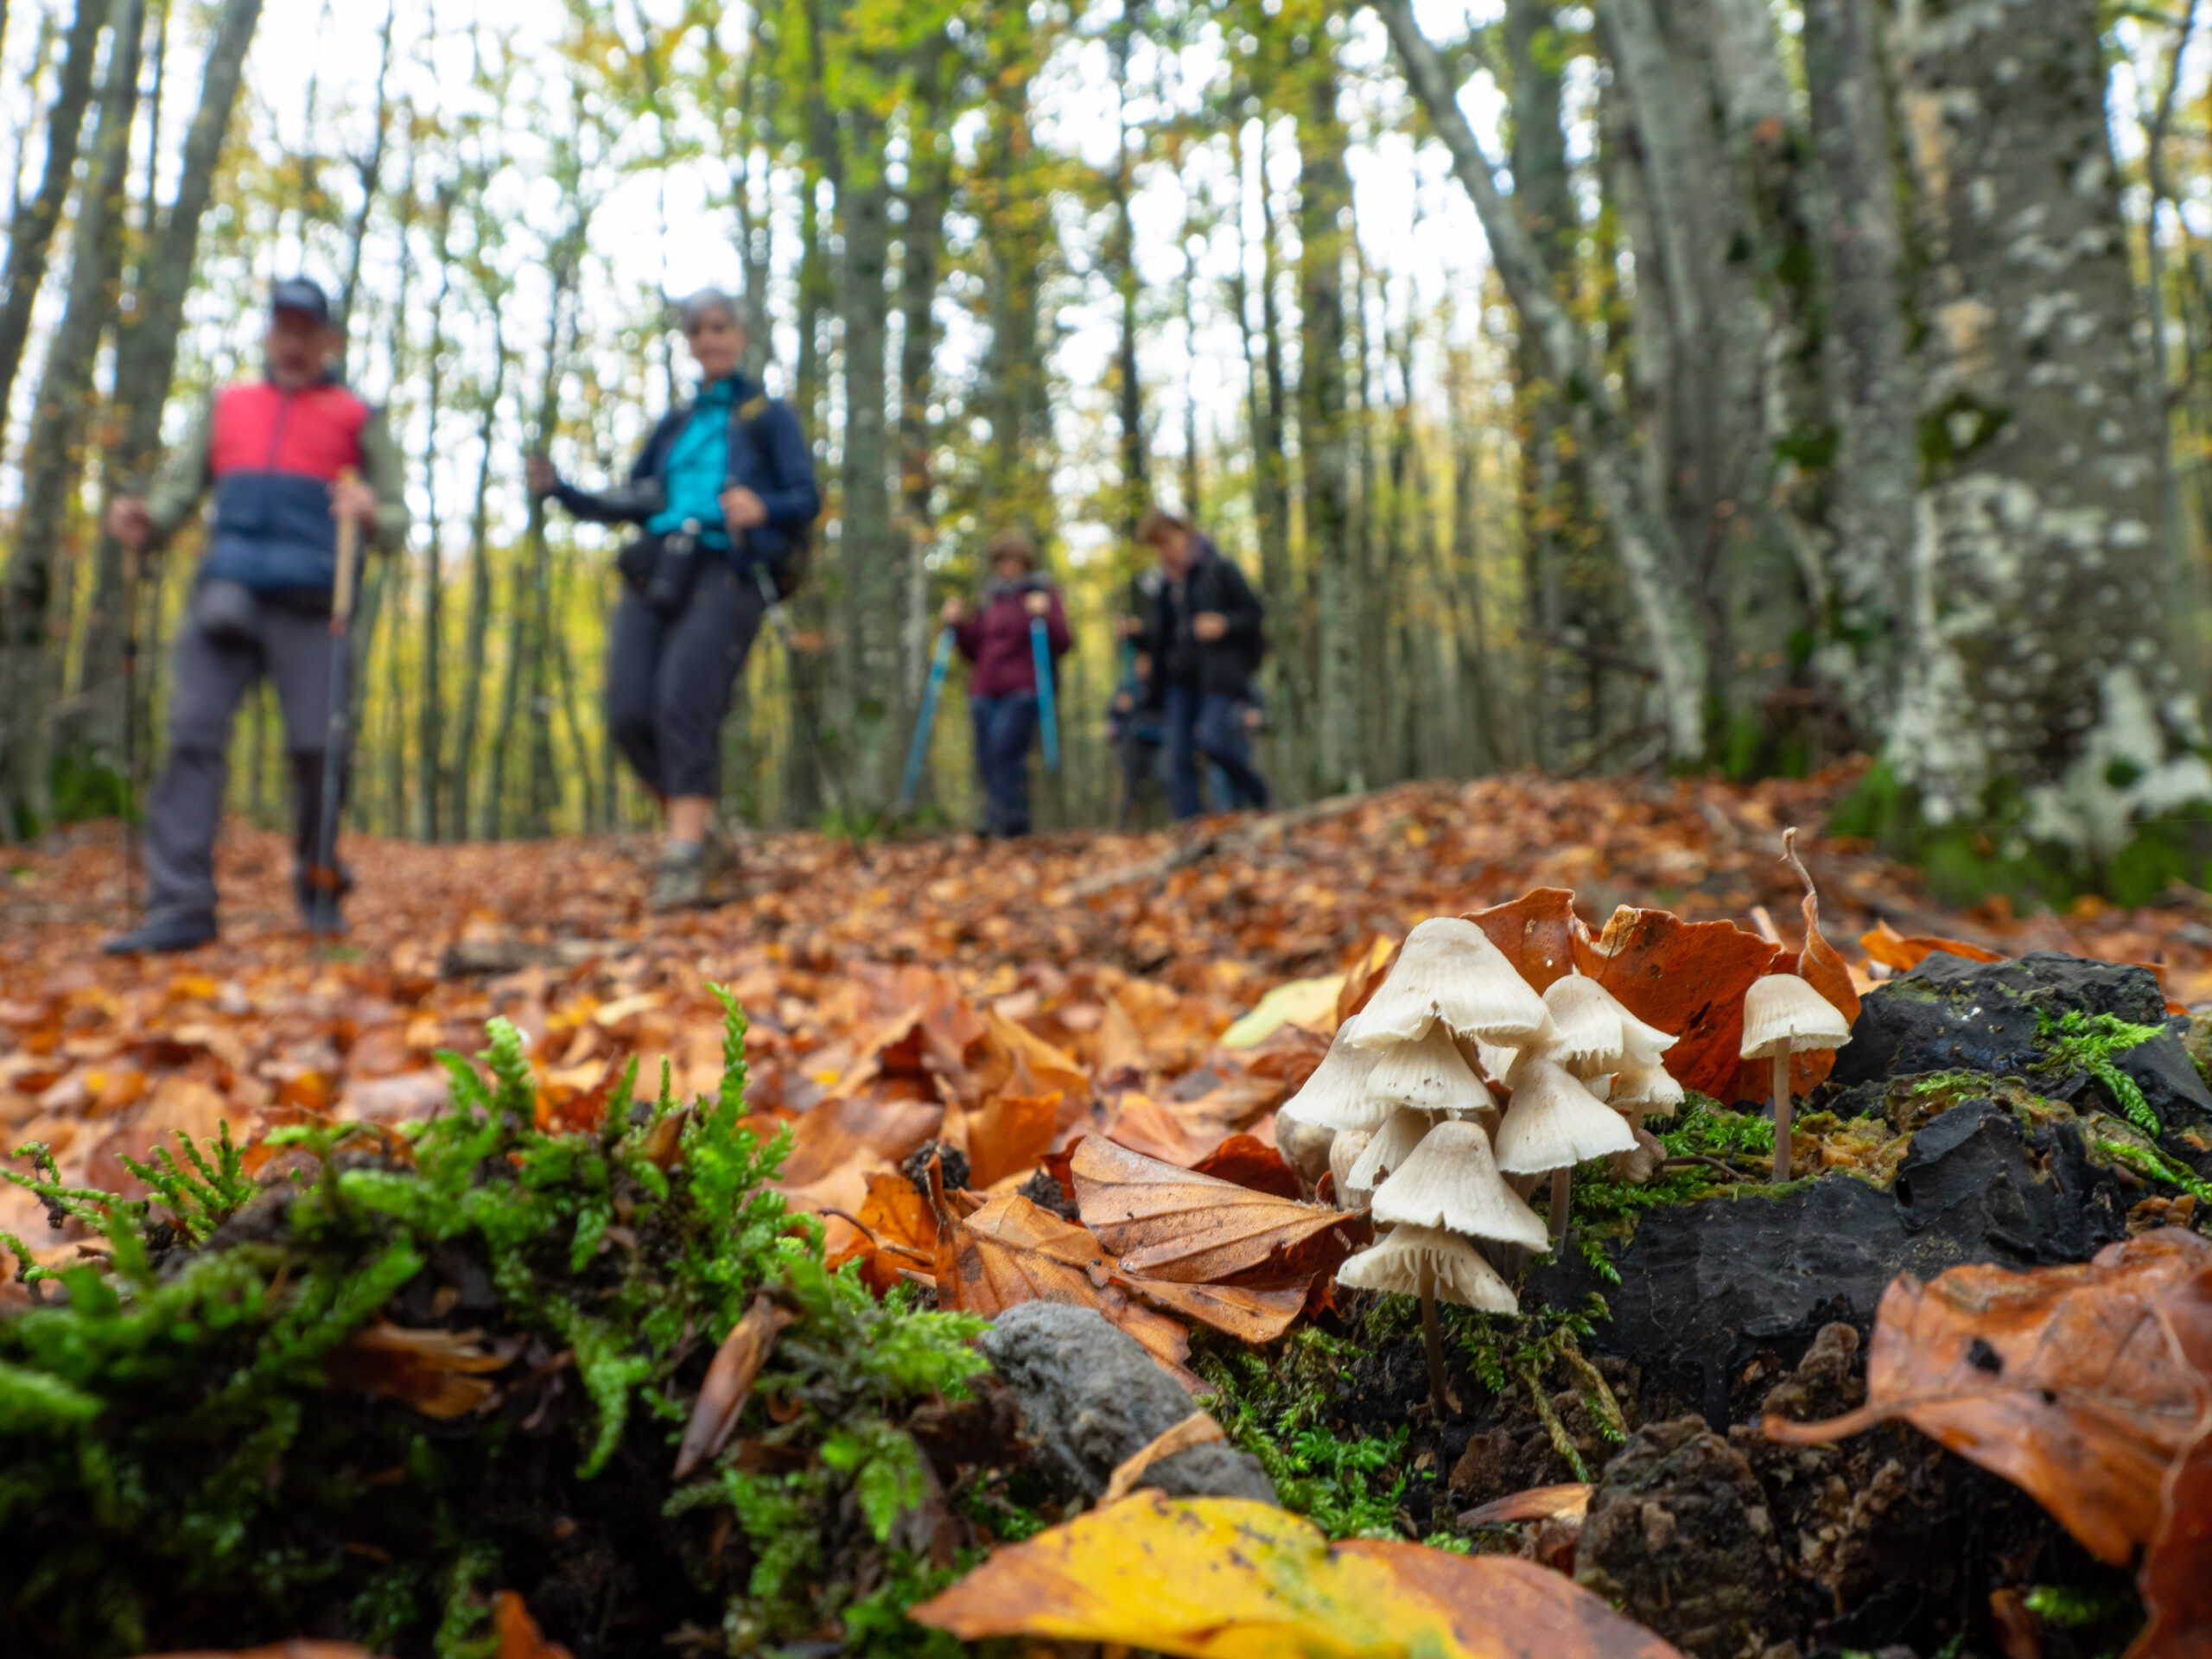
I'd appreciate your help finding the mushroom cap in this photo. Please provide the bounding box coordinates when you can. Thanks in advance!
[1349,1106,1436,1191]
[1540,974,1679,1072]
[1336,1224,1518,1314]
[1740,974,1853,1058]
[1271,1102,1338,1186]
[1282,1028,1389,1133]
[1329,1128,1374,1210]
[1493,1057,1639,1174]
[1609,1058,1685,1117]
[1363,1020,1499,1119]
[1346,918,1555,1049]
[1371,1120,1550,1249]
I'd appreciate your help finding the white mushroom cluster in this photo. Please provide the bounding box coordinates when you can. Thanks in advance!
[1277,918,1688,1408]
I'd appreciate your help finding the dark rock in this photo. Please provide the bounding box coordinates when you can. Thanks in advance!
[902,1139,969,1197]
[1829,951,2168,1087]
[978,1302,1275,1503]
[1529,1103,2128,1427]
[2114,1019,2212,1176]
[1573,1416,1784,1659]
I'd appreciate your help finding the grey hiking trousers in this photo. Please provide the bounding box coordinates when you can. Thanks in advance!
[143,588,342,926]
[605,562,766,801]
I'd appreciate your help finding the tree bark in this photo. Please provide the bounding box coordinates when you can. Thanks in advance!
[0,0,108,443]
[0,0,144,826]
[451,310,507,841]
[1377,0,1708,757]
[1885,0,2210,855]
[837,94,896,813]
[1299,51,1359,792]
[1800,0,1916,732]
[897,50,951,712]
[415,181,455,840]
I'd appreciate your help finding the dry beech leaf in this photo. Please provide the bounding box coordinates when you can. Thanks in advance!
[1573,906,1780,1100]
[1071,1135,1355,1283]
[1459,1482,1596,1529]
[1468,888,1581,993]
[673,1291,796,1480]
[1860,919,2005,974]
[1333,934,1399,1026]
[323,1320,508,1419]
[825,1169,941,1294]
[1765,1230,2212,1567]
[2134,1249,2212,1659]
[965,1088,1060,1188]
[493,1590,575,1659]
[908,1492,1687,1659]
[1188,1133,1303,1200]
[1119,1276,1308,1344]
[1103,1091,1222,1166]
[1102,1410,1226,1503]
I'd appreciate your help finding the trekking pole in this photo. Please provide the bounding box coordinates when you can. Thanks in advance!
[120,541,142,919]
[308,471,365,938]
[898,626,957,817]
[1030,614,1060,772]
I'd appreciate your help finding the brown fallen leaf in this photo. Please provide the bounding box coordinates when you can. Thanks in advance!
[1765,1230,2212,1567]
[1071,1135,1356,1284]
[1117,1275,1308,1344]
[674,1291,797,1480]
[965,1088,1060,1188]
[1459,1482,1596,1529]
[1102,1409,1226,1503]
[1859,918,2005,973]
[1188,1132,1302,1199]
[1573,905,1780,1101]
[493,1590,575,1658]
[1333,934,1398,1026]
[824,1169,941,1294]
[1103,1090,1223,1166]
[1469,888,1581,993]
[2133,1248,2212,1659]
[324,1320,509,1419]
[908,1492,1686,1658]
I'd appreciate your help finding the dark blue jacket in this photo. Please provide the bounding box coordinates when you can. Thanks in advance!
[549,372,820,570]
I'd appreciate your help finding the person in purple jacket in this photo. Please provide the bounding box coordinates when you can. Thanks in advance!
[941,528,1071,837]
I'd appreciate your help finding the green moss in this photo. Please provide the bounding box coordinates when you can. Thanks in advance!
[2039,1009,2165,1138]
[1197,1330,1409,1537]
[0,992,989,1656]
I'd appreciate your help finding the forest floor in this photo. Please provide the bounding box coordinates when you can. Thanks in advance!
[4,760,2211,1657]
[8,758,2212,1269]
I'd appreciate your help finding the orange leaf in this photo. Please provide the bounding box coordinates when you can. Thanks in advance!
[1765,1230,2212,1567]
[673,1291,796,1480]
[1071,1135,1357,1284]
[1333,934,1399,1025]
[827,1169,941,1293]
[493,1589,575,1659]
[1118,1275,1308,1344]
[967,1089,1061,1189]
[323,1320,509,1420]
[2134,1248,2212,1659]
[1860,919,2005,973]
[1459,1482,1595,1528]
[1573,906,1780,1099]
[1468,888,1581,992]
[1103,1091,1219,1166]
[1189,1133,1302,1199]
[1788,880,1861,1094]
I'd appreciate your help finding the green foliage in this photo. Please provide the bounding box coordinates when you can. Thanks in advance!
[2021,1583,2143,1630]
[1455,1297,1623,1480]
[0,991,987,1657]
[1198,1330,1408,1537]
[2040,1009,2165,1137]
[2094,1135,2212,1206]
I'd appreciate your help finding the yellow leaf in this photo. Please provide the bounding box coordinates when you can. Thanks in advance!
[908,1493,1686,1659]
[1220,975,1344,1049]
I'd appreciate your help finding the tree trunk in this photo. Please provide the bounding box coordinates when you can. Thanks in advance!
[897,53,950,714]
[1109,4,1147,545]
[0,0,144,828]
[1881,0,2210,861]
[334,0,397,342]
[71,0,260,765]
[837,96,896,815]
[1299,54,1359,793]
[0,0,108,444]
[415,182,455,840]
[1378,0,1707,757]
[451,315,507,841]
[1800,0,1916,735]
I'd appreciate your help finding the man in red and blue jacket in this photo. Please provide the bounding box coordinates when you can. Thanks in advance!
[103,278,410,953]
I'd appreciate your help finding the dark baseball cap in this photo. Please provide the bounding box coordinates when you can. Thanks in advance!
[270,277,332,326]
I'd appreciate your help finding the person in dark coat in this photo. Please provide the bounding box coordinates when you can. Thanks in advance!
[527,289,819,910]
[1135,506,1270,819]
[103,277,410,953]
[942,528,1071,837]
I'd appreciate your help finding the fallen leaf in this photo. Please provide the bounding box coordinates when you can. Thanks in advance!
[1102,1410,1225,1503]
[907,1492,1686,1659]
[1765,1230,2212,1567]
[2134,1247,2212,1659]
[1573,906,1780,1099]
[1469,889,1581,992]
[965,1089,1060,1189]
[493,1589,575,1659]
[1103,1090,1221,1166]
[1072,1135,1355,1283]
[1220,975,1342,1048]
[673,1291,796,1480]
[324,1320,509,1419]
[825,1169,940,1293]
[1860,919,2005,973]
[1459,1482,1596,1529]
[1118,1275,1308,1344]
[1189,1133,1303,1199]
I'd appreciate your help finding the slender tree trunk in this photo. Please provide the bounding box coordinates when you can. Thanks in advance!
[0,0,144,828]
[415,183,454,840]
[1882,0,2209,859]
[1109,4,1147,544]
[837,95,896,814]
[1379,0,1707,757]
[334,0,397,343]
[1299,54,1359,792]
[898,54,950,711]
[1446,345,1494,770]
[0,0,108,443]
[451,318,507,840]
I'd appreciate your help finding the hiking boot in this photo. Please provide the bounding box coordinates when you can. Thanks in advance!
[103,912,218,956]
[296,861,354,936]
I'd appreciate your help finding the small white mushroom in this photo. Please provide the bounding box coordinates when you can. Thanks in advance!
[1329,1128,1375,1211]
[1740,975,1852,1181]
[1370,1120,1549,1250]
[1494,1057,1638,1244]
[1346,918,1555,1049]
[1272,1102,1337,1189]
[1540,972,1679,1077]
[1338,1223,1518,1405]
[1349,1106,1436,1191]
[1281,1027,1389,1134]
[1363,1020,1499,1119]
[1610,1058,1685,1120]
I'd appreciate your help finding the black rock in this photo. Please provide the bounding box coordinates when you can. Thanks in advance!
[978,1302,1276,1504]
[1529,1102,2129,1428]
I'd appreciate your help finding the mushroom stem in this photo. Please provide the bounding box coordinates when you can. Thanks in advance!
[1770,1051,1792,1182]
[1548,1167,1573,1245]
[1419,1256,1451,1411]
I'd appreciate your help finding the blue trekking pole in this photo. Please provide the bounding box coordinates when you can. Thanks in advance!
[899,626,957,815]
[1030,614,1059,772]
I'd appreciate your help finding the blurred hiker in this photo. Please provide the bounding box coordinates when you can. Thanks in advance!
[528,289,819,911]
[942,528,1071,837]
[1135,507,1270,819]
[102,278,409,954]
[1109,572,1166,827]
